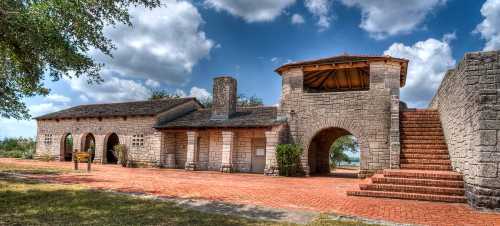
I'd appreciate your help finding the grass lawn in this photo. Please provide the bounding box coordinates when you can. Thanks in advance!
[0,162,377,226]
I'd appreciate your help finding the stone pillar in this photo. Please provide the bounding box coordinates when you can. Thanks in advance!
[185,131,198,170]
[264,128,280,176]
[220,131,234,173]
[163,132,176,168]
[93,134,105,164]
[390,94,401,168]
[149,131,163,166]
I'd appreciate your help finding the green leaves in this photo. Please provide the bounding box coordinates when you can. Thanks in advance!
[329,135,359,168]
[0,0,161,119]
[276,143,303,176]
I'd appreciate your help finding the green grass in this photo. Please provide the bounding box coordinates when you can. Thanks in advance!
[0,164,377,226]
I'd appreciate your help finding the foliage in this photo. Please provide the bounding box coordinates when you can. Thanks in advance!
[329,135,359,169]
[0,0,161,119]
[113,144,127,167]
[276,144,303,176]
[0,137,35,159]
[148,89,263,108]
[237,94,263,107]
[148,89,182,100]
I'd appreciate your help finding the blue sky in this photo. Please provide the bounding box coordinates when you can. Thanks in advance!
[2,0,500,139]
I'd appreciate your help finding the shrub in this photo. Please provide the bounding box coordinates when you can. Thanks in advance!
[113,144,128,167]
[0,137,36,159]
[276,144,303,176]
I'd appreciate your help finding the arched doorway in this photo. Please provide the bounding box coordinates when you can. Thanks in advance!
[61,133,73,161]
[307,127,360,176]
[82,133,96,162]
[105,133,119,164]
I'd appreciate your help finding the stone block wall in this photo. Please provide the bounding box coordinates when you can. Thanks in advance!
[429,50,500,209]
[36,116,162,166]
[279,61,401,175]
[162,128,267,173]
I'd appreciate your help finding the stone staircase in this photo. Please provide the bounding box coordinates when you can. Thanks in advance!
[347,109,466,203]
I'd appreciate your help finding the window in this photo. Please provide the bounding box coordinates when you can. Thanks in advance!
[255,148,265,157]
[132,134,144,147]
[43,134,53,145]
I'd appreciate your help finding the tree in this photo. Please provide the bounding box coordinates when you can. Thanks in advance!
[149,89,182,100]
[329,135,359,168]
[148,89,263,108]
[0,0,161,119]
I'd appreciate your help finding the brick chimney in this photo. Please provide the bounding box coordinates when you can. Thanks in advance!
[211,76,237,120]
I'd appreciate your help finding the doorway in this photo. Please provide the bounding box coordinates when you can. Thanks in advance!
[251,138,266,173]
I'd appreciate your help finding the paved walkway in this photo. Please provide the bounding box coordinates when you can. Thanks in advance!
[1,158,499,226]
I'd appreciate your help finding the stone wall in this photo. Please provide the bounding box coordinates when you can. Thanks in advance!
[163,128,267,172]
[36,116,162,166]
[279,61,401,176]
[429,51,500,209]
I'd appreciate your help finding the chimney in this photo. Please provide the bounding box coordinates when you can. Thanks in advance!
[211,76,237,120]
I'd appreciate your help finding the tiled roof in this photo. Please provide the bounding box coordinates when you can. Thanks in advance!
[154,106,282,129]
[35,98,197,120]
[275,54,409,87]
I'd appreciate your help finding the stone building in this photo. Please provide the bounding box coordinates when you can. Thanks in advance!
[35,53,499,209]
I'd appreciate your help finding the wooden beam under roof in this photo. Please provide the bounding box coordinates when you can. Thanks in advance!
[302,61,369,72]
[303,70,325,82]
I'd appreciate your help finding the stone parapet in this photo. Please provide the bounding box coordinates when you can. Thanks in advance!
[429,50,500,210]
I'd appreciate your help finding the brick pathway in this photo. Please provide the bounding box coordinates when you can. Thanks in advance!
[2,158,499,226]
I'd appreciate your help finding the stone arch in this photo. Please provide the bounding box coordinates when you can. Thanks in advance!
[103,132,120,164]
[302,119,369,174]
[81,132,96,162]
[59,133,73,161]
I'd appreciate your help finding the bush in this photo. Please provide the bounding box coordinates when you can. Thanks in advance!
[276,144,303,176]
[113,144,128,167]
[0,137,36,159]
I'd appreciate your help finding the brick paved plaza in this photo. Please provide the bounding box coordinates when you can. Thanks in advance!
[2,158,499,226]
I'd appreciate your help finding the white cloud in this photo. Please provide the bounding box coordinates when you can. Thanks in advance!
[474,0,500,51]
[204,0,296,22]
[305,0,332,30]
[291,13,305,24]
[189,87,212,100]
[175,86,212,101]
[44,93,71,103]
[67,70,151,103]
[341,0,447,39]
[0,103,65,139]
[384,35,456,108]
[79,95,89,102]
[93,0,215,85]
[30,103,64,117]
[145,79,161,88]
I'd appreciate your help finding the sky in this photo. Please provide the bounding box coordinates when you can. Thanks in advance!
[1,0,500,139]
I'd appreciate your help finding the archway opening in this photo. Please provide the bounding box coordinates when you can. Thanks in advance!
[105,133,119,164]
[61,134,73,161]
[308,127,360,177]
[83,133,96,162]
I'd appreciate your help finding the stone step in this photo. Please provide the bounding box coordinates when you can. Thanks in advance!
[347,190,466,203]
[401,164,452,171]
[383,169,462,181]
[401,139,446,144]
[400,119,440,123]
[401,149,449,155]
[401,123,442,128]
[360,183,465,196]
[402,144,447,149]
[401,158,451,165]
[401,153,449,160]
[401,135,444,140]
[372,175,463,188]
[401,128,443,132]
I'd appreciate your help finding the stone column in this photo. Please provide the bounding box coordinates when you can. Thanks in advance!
[220,131,234,173]
[163,132,176,168]
[264,129,280,176]
[185,131,198,170]
[390,94,401,168]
